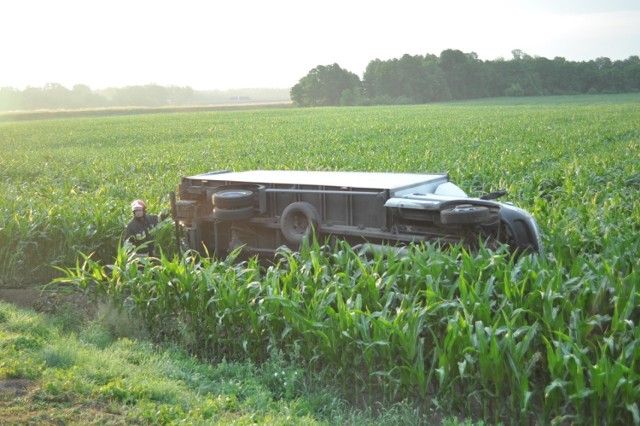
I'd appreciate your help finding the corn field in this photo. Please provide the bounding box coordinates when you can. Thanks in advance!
[2,95,639,423]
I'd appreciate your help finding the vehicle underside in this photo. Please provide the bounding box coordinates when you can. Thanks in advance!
[172,171,542,260]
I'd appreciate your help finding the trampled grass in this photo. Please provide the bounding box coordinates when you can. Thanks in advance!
[1,94,639,423]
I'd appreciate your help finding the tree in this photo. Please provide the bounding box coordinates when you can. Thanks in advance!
[621,56,640,92]
[362,54,451,104]
[71,84,107,108]
[0,87,21,111]
[290,64,361,107]
[438,49,487,99]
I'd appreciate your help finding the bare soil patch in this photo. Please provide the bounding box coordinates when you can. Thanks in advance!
[0,287,95,317]
[0,379,33,398]
[0,288,44,309]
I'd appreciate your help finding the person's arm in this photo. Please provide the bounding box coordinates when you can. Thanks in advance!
[149,214,160,227]
[124,222,138,247]
[124,222,134,241]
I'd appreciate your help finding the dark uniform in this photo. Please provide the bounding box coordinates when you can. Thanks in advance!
[125,213,160,255]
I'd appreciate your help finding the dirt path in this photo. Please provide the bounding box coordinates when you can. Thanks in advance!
[0,287,94,316]
[0,288,45,309]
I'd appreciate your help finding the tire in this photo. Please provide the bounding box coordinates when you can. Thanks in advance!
[213,205,254,221]
[440,204,490,225]
[213,188,254,209]
[280,202,320,244]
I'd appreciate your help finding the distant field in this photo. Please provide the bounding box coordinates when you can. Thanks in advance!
[0,100,293,122]
[1,94,639,423]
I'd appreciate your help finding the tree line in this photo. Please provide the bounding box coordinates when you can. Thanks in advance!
[290,49,640,106]
[0,84,192,111]
[2,49,638,111]
[0,84,289,112]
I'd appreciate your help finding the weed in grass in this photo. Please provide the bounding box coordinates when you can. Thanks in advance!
[260,349,304,401]
[41,341,78,370]
[79,322,114,349]
[93,300,151,342]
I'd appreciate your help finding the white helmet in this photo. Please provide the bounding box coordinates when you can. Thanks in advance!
[131,199,146,213]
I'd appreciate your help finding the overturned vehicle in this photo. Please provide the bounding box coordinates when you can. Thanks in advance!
[172,170,542,258]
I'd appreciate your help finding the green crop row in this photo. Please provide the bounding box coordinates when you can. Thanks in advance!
[2,96,638,282]
[2,94,640,423]
[57,236,638,424]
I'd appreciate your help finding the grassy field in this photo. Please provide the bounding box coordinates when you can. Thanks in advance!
[1,299,443,425]
[1,94,639,424]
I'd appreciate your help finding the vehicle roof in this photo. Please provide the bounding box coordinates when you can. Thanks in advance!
[188,170,448,190]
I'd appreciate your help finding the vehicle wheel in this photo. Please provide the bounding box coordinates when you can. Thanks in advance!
[440,205,490,225]
[280,202,320,244]
[213,188,254,209]
[213,205,254,221]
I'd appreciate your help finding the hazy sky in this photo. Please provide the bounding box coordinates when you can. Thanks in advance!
[1,0,638,90]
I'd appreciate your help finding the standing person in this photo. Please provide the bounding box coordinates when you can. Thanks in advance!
[124,199,163,256]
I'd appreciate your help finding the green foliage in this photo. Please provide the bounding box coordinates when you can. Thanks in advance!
[3,301,430,424]
[259,349,305,401]
[1,95,640,423]
[42,339,78,369]
[293,50,640,106]
[291,63,361,107]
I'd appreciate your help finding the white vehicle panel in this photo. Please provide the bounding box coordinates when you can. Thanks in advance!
[190,170,448,191]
